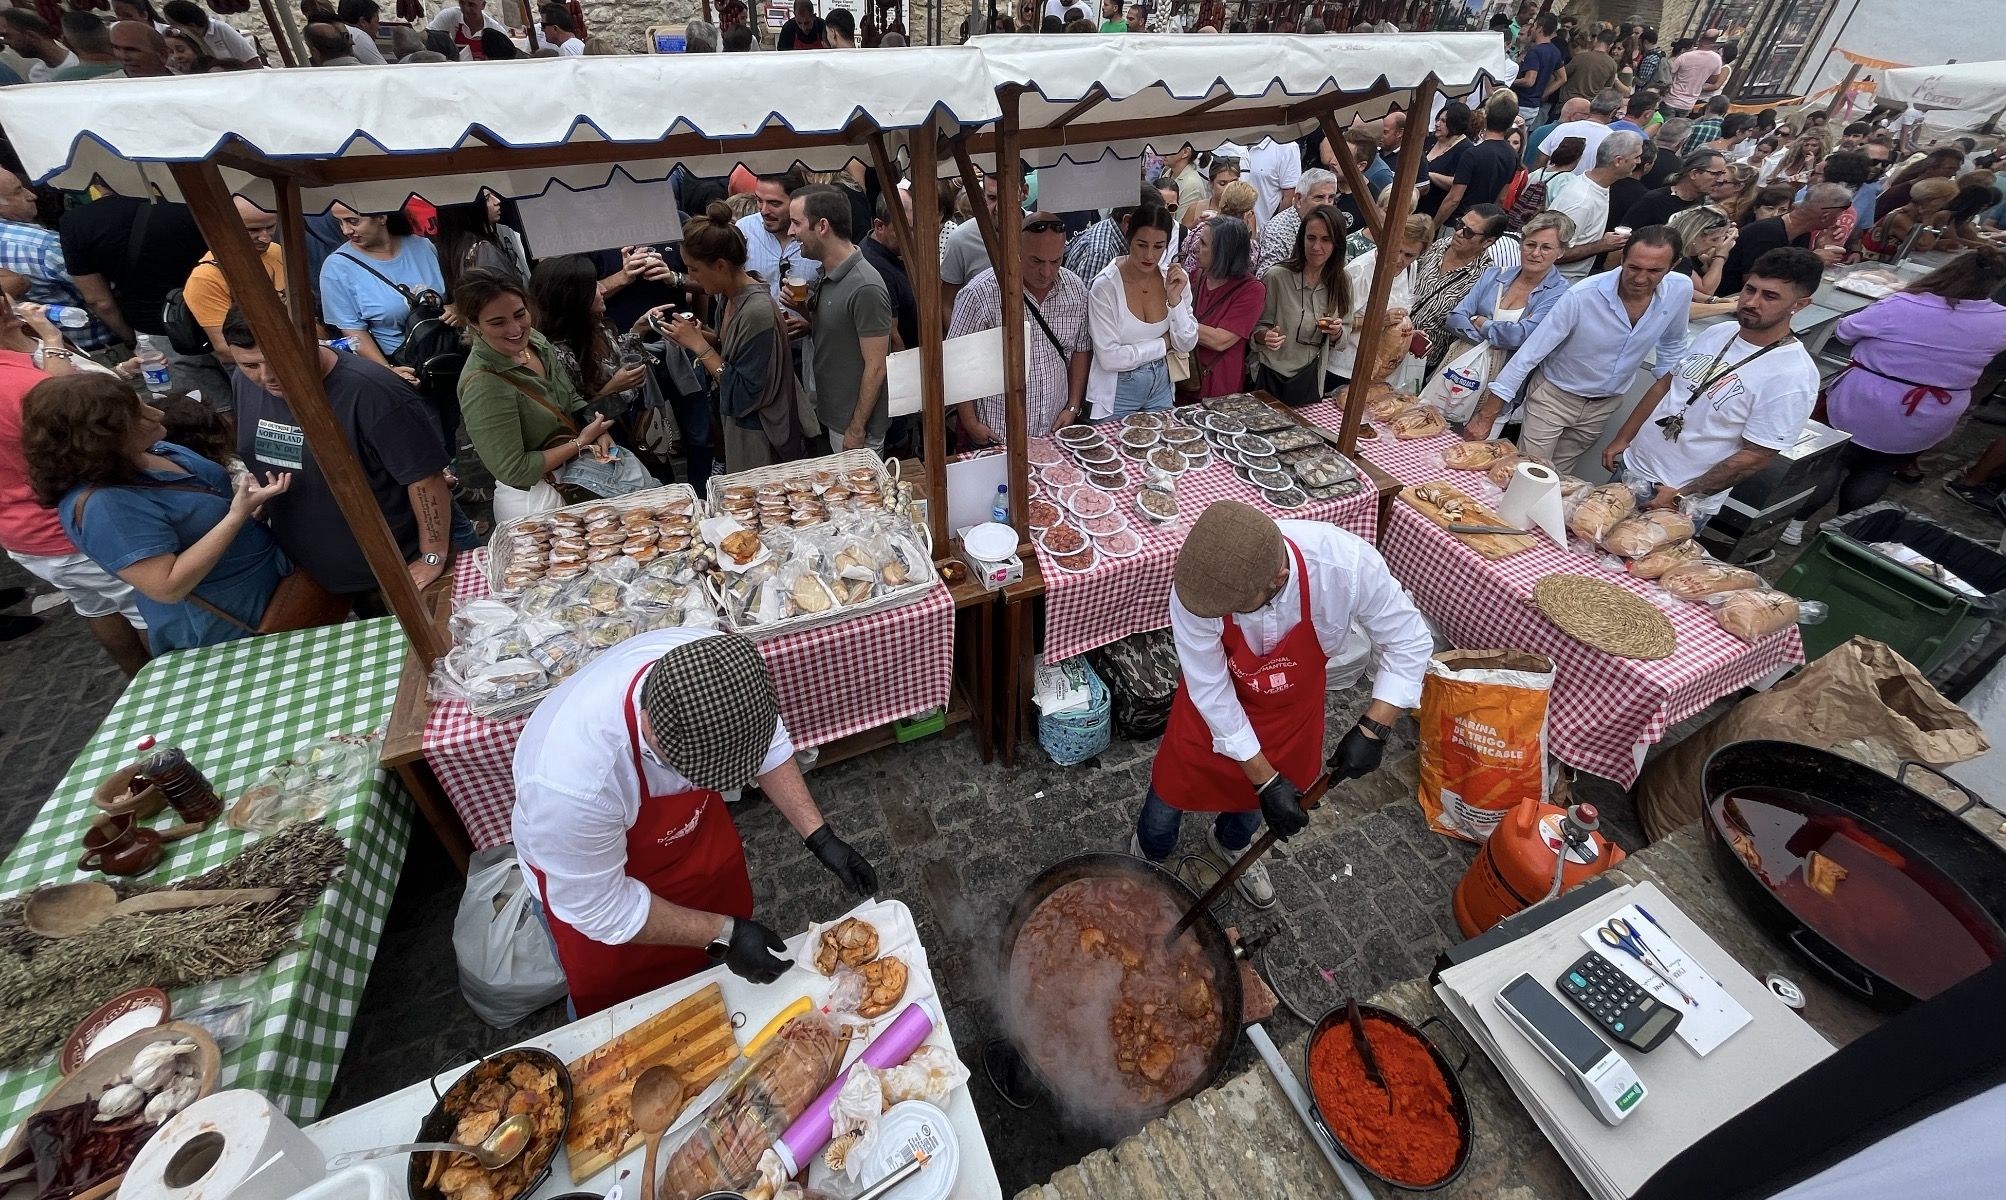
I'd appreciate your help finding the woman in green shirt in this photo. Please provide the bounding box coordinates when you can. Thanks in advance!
[453,269,616,523]
[1250,204,1351,404]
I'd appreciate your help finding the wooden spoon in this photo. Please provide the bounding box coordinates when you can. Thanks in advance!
[24,882,282,938]
[630,1064,687,1200]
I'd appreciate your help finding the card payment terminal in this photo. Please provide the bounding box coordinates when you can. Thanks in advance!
[1496,973,1647,1126]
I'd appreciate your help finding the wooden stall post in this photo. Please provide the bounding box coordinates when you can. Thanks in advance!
[1336,80,1433,456]
[170,162,451,665]
[908,123,951,552]
[950,139,1003,272]
[271,175,319,346]
[257,0,302,67]
[993,88,1029,535]
[1320,110,1386,243]
[1825,63,1862,119]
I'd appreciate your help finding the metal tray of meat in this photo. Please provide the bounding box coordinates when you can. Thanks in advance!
[1263,426,1325,453]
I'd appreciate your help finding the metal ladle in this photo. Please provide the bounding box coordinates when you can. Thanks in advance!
[23,882,283,939]
[323,1112,536,1172]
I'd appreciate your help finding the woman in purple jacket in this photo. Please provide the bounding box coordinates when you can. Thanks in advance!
[1784,248,2006,543]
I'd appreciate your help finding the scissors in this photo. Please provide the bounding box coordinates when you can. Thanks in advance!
[1599,917,1698,1006]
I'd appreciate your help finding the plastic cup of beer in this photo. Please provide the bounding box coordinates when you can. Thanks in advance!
[782,276,810,305]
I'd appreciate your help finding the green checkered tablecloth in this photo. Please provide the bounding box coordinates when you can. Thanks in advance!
[0,617,413,1142]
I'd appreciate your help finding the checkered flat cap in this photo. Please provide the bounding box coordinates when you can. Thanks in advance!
[641,633,779,791]
[1174,500,1286,618]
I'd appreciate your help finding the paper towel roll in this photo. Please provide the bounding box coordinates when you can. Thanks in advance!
[123,1088,326,1200]
[1498,461,1568,546]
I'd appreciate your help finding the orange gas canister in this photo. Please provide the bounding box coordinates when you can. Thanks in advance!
[1453,799,1626,937]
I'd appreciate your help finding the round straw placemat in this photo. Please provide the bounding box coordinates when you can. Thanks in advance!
[1533,574,1677,660]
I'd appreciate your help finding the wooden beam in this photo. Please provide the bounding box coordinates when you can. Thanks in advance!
[211,140,319,187]
[960,82,1395,159]
[908,127,949,552]
[169,162,451,665]
[1825,63,1862,119]
[995,89,1030,537]
[865,133,918,266]
[949,137,1002,270]
[256,0,297,67]
[1052,86,1110,129]
[1337,79,1434,457]
[1321,110,1385,244]
[271,174,318,346]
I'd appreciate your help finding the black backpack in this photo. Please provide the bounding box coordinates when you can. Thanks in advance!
[1507,169,1556,231]
[334,250,467,398]
[160,282,210,356]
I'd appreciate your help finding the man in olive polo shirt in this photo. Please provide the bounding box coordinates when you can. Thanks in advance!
[789,184,894,452]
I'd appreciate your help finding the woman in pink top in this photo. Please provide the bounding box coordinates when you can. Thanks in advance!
[1785,248,2006,542]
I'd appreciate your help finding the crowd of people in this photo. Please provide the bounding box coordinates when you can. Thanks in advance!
[2,2,2005,669]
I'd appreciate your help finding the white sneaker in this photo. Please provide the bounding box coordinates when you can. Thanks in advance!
[1128,832,1157,862]
[1780,519,1806,546]
[1205,829,1276,909]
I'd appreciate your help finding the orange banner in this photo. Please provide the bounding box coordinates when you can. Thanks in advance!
[1837,48,1909,71]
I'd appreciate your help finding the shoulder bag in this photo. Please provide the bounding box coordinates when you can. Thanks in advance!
[74,482,352,635]
[477,369,654,503]
[1175,277,1259,402]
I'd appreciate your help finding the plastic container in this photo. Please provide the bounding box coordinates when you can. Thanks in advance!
[990,483,1010,524]
[1776,501,2006,677]
[137,346,172,394]
[138,737,223,823]
[860,1100,960,1200]
[43,304,91,330]
[893,707,948,743]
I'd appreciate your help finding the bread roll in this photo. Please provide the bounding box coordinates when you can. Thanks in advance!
[1603,510,1697,558]
[1716,589,1799,642]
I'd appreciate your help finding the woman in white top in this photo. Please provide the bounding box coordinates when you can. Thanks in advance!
[1086,206,1198,419]
[1324,213,1431,386]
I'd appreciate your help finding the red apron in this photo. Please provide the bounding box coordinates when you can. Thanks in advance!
[1150,539,1328,813]
[528,666,756,1017]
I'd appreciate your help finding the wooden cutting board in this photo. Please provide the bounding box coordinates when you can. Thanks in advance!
[563,981,740,1182]
[1400,483,1539,560]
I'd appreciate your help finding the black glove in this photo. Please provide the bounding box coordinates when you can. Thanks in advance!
[711,916,792,984]
[805,824,879,896]
[1257,773,1310,839]
[1328,722,1388,781]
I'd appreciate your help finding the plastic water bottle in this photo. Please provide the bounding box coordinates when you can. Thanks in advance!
[137,346,171,394]
[43,304,91,330]
[991,483,1010,524]
[322,336,356,354]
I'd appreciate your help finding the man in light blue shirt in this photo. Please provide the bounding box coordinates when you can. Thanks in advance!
[1464,226,1693,473]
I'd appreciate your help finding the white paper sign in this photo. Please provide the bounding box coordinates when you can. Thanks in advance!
[514,172,684,258]
[885,325,1031,417]
[1033,151,1143,215]
[1578,903,1752,1056]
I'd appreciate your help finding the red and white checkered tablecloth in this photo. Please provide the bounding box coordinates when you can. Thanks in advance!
[1294,402,1803,786]
[1025,424,1380,663]
[422,552,956,848]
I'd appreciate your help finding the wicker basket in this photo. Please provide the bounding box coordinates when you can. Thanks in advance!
[703,449,939,640]
[1038,657,1112,766]
[483,483,702,596]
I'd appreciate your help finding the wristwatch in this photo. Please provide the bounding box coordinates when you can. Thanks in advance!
[1357,715,1393,739]
[421,552,443,567]
[704,917,737,960]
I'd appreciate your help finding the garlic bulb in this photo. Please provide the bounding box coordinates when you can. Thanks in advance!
[144,1076,200,1124]
[95,1083,146,1121]
[128,1040,197,1092]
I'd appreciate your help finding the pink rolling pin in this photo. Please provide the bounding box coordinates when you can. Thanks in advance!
[775,1003,934,1172]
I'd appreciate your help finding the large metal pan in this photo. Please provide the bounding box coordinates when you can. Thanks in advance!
[998,852,1243,1122]
[408,1047,574,1200]
[1701,739,2006,1010]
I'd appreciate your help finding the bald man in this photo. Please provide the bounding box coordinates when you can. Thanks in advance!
[182,195,284,378]
[109,20,170,76]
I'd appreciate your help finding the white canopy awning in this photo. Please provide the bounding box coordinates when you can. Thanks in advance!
[1877,59,2006,116]
[0,34,1509,212]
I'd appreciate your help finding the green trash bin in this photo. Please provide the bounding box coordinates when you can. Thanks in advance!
[1777,502,2006,676]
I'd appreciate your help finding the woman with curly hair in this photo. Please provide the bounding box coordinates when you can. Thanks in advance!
[23,375,291,653]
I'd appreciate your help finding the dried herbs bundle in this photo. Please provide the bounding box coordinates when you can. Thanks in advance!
[0,823,346,1067]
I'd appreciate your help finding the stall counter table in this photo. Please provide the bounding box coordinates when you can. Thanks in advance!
[0,618,413,1139]
[306,899,1003,1200]
[424,554,962,849]
[1315,405,1802,785]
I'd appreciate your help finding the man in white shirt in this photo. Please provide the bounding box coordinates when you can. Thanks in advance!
[735,170,820,315]
[1467,223,1693,472]
[1244,136,1303,227]
[1603,246,1821,519]
[426,0,509,59]
[337,0,387,64]
[1549,130,1642,281]
[539,5,585,54]
[1535,87,1622,174]
[512,629,878,1017]
[161,0,259,63]
[1136,503,1432,907]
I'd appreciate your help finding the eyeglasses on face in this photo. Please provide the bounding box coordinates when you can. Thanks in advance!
[1023,219,1066,233]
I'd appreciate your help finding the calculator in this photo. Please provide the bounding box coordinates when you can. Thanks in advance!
[1557,952,1683,1052]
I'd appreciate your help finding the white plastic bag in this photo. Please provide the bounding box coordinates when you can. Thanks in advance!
[453,846,569,1027]
[1418,339,1497,424]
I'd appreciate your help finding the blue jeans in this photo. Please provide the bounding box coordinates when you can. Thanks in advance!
[1134,786,1261,862]
[665,377,715,495]
[450,501,481,551]
[1111,358,1173,418]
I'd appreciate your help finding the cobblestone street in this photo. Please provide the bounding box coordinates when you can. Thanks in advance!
[1,422,1999,1194]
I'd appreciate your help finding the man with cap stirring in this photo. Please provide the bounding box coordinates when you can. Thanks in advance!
[1137,501,1433,907]
[513,628,878,1016]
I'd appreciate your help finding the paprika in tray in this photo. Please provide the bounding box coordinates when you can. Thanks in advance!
[1307,1015,1462,1186]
